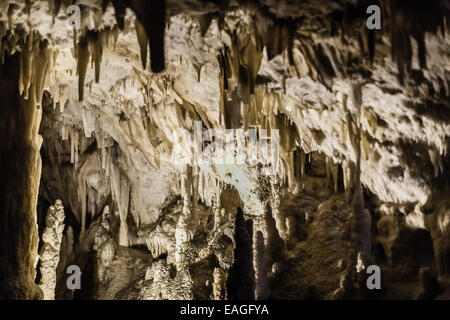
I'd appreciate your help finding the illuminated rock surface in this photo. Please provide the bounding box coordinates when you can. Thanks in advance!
[0,0,449,300]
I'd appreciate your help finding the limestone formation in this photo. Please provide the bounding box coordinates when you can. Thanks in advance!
[38,200,65,300]
[0,0,449,301]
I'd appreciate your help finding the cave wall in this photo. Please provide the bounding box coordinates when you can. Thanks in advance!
[0,52,43,299]
[0,0,449,300]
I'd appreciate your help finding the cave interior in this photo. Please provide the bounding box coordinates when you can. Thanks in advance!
[0,0,450,300]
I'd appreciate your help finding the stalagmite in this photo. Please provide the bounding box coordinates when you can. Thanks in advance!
[110,162,130,247]
[181,164,192,216]
[191,165,200,230]
[271,182,287,242]
[226,209,255,300]
[254,231,270,300]
[175,165,194,265]
[0,52,44,299]
[213,268,227,300]
[38,200,65,300]
[213,195,222,230]
[66,226,74,258]
[80,178,87,238]
[262,202,284,268]
[286,216,297,240]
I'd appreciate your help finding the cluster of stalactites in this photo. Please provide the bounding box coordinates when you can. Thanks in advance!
[217,20,265,128]
[385,0,449,84]
[58,109,117,236]
[0,27,56,146]
[75,26,119,101]
[332,0,450,84]
[51,0,167,102]
[145,233,169,258]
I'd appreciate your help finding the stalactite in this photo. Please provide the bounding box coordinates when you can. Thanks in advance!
[326,156,332,190]
[112,0,126,30]
[34,40,52,107]
[200,171,205,204]
[101,145,107,170]
[146,235,168,258]
[198,13,215,37]
[128,0,166,73]
[19,34,35,99]
[38,200,64,300]
[429,149,444,177]
[59,85,68,112]
[70,128,79,168]
[240,35,262,96]
[331,161,339,193]
[87,30,103,84]
[388,1,446,84]
[266,20,282,61]
[82,108,95,138]
[299,149,305,179]
[352,82,371,254]
[226,40,239,88]
[224,89,242,129]
[342,160,355,193]
[135,18,148,70]
[285,151,296,191]
[76,36,89,101]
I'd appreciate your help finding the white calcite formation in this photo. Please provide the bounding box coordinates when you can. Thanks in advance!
[38,200,65,300]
